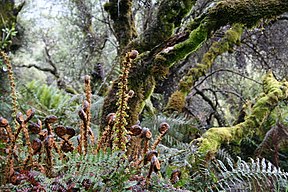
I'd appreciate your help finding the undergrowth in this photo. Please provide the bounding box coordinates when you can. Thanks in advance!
[1,50,288,192]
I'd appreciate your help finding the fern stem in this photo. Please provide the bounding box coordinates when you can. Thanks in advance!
[84,75,95,147]
[112,50,138,152]
[0,51,18,117]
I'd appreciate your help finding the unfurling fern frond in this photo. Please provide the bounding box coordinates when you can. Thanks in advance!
[214,157,288,191]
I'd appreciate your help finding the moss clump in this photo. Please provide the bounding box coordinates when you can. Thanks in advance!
[165,91,186,113]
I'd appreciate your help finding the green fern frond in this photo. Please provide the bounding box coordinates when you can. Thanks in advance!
[215,157,288,191]
[54,150,132,191]
[141,113,200,148]
[216,149,235,167]
[18,81,81,125]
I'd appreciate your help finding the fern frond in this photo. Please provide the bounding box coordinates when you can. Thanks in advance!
[141,113,200,148]
[29,150,133,191]
[214,157,288,191]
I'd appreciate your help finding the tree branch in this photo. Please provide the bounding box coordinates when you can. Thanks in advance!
[196,71,288,157]
[195,88,227,127]
[193,68,263,90]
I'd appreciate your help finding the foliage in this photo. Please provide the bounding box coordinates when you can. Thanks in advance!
[0,24,17,50]
[18,80,81,125]
[214,157,288,191]
[186,155,288,191]
[0,51,172,191]
[141,112,200,149]
[4,150,134,191]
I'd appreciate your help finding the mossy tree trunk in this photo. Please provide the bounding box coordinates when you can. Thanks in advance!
[103,0,137,51]
[101,0,288,130]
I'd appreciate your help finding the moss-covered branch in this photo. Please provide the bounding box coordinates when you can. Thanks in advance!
[207,0,288,28]
[152,0,288,71]
[196,71,288,155]
[165,23,243,112]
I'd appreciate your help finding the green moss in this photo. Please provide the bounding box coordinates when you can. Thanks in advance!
[196,71,288,156]
[166,24,244,112]
[165,90,186,112]
[163,23,209,67]
[198,127,233,154]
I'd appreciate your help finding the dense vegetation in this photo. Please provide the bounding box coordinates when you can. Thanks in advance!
[1,0,288,191]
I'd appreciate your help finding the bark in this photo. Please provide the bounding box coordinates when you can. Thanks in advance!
[196,71,288,156]
[101,0,288,130]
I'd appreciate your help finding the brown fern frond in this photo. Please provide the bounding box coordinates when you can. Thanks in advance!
[255,122,288,167]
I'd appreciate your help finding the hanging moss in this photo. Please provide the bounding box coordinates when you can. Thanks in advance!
[165,91,186,113]
[196,71,288,156]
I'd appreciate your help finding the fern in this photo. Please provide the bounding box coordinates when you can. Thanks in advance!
[6,150,135,191]
[54,150,135,191]
[18,81,81,125]
[141,113,200,149]
[214,157,288,191]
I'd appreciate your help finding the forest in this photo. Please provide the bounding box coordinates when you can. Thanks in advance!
[1,0,288,191]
